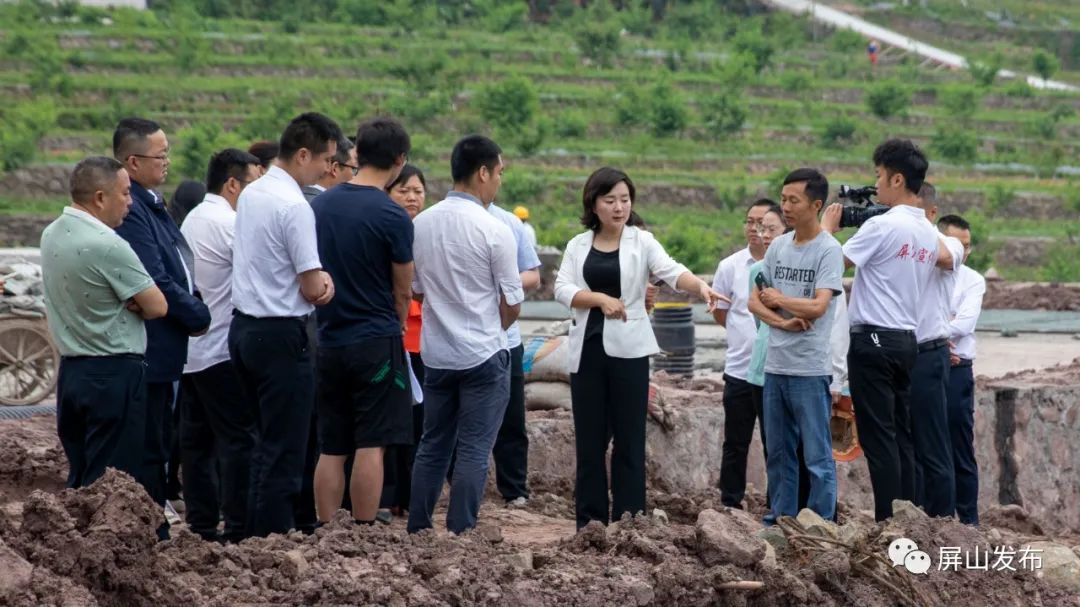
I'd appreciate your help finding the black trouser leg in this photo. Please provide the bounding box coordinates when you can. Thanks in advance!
[294,408,319,533]
[493,344,529,501]
[607,351,649,524]
[719,375,758,508]
[909,345,955,517]
[167,390,183,501]
[848,330,917,522]
[142,381,175,508]
[947,364,979,525]
[229,314,314,538]
[56,356,146,488]
[180,361,257,542]
[570,337,611,529]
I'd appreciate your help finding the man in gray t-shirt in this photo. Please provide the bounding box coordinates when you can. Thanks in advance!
[748,168,843,525]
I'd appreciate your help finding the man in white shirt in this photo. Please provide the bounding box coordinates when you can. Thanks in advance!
[939,214,985,525]
[712,198,779,509]
[229,112,340,538]
[178,148,261,543]
[821,139,955,522]
[301,135,356,203]
[407,135,524,535]
[906,183,965,518]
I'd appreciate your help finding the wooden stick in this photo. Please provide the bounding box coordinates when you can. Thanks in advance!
[717,581,765,591]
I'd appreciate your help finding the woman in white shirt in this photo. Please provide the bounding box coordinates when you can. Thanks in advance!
[555,167,727,529]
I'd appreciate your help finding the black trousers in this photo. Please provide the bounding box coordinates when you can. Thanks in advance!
[848,329,917,522]
[719,375,764,508]
[909,344,955,517]
[947,363,979,524]
[229,313,314,538]
[381,351,425,511]
[570,336,649,529]
[142,381,176,508]
[294,314,320,533]
[749,384,813,514]
[56,355,146,489]
[179,361,257,542]
[493,344,529,501]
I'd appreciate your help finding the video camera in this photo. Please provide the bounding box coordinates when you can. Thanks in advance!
[837,185,889,228]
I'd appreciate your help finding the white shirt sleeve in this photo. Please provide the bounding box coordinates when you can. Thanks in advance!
[711,257,734,311]
[281,203,322,275]
[491,223,525,306]
[644,232,690,291]
[554,239,583,309]
[949,273,985,341]
[943,236,964,272]
[830,292,850,393]
[841,220,884,267]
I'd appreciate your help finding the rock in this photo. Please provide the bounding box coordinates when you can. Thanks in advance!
[1028,542,1080,593]
[890,500,928,523]
[0,538,33,597]
[837,522,864,547]
[796,508,837,539]
[757,525,788,551]
[283,550,309,578]
[650,508,669,525]
[695,508,767,567]
[760,541,778,569]
[476,523,503,544]
[506,550,534,571]
[622,575,655,606]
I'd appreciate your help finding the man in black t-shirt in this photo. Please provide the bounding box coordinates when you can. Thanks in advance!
[310,117,414,525]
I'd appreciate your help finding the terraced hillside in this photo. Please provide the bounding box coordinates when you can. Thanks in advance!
[1,0,1078,277]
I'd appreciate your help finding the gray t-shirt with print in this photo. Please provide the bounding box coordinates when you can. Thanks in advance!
[762,230,844,377]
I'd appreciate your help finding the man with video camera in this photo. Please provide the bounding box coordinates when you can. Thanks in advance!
[822,139,954,522]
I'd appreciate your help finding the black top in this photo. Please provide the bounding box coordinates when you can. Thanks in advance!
[582,246,621,342]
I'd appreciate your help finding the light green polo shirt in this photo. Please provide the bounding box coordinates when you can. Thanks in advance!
[41,207,154,356]
[746,260,769,387]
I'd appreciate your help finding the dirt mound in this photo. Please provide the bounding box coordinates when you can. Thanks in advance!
[983,282,1080,311]
[0,415,67,504]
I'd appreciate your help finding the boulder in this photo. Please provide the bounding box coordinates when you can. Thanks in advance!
[695,508,767,567]
[1027,542,1080,593]
[796,508,837,539]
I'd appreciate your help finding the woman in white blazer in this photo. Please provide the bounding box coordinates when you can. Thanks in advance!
[554,167,728,529]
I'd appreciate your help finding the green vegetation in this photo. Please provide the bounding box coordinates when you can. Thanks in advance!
[0,0,1078,278]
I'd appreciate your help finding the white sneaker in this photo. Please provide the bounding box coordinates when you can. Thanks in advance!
[164,501,182,525]
[506,497,528,509]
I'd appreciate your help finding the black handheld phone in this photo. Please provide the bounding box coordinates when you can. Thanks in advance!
[754,272,769,290]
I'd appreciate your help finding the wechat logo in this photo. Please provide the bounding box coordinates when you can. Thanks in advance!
[888,537,932,575]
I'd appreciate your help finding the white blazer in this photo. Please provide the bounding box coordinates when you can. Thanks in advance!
[554,226,690,374]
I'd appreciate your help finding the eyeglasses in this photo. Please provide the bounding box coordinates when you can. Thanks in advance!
[756,224,785,236]
[339,163,360,177]
[744,219,764,227]
[129,153,169,162]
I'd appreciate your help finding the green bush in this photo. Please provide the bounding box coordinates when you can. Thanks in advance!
[499,171,547,207]
[174,122,231,181]
[573,7,621,68]
[931,125,978,163]
[732,27,774,74]
[1003,80,1034,97]
[820,116,857,146]
[1040,242,1080,282]
[614,86,648,127]
[828,29,865,53]
[649,83,688,138]
[967,53,1002,87]
[699,93,747,138]
[1032,50,1059,82]
[553,111,588,138]
[864,81,911,119]
[961,212,994,272]
[476,76,539,134]
[0,99,57,172]
[986,184,1015,215]
[939,85,983,121]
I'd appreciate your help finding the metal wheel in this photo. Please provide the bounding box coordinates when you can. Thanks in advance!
[0,319,60,406]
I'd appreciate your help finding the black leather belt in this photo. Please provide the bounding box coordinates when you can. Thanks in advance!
[918,337,949,353]
[234,310,308,322]
[850,324,914,335]
[62,353,144,361]
[953,358,973,368]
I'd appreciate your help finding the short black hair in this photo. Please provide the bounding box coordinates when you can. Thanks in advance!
[918,181,936,206]
[873,138,928,195]
[387,164,427,192]
[782,168,829,208]
[169,179,206,226]
[247,140,279,168]
[937,214,970,231]
[331,135,354,166]
[749,197,782,218]
[580,166,643,232]
[70,156,124,203]
[278,112,344,161]
[113,117,162,159]
[450,135,502,183]
[354,117,410,170]
[206,148,260,195]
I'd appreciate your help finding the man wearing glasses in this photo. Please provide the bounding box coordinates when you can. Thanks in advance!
[302,135,357,203]
[710,198,781,510]
[177,148,262,543]
[113,117,211,539]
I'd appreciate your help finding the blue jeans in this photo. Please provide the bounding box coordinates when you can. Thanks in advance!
[762,373,836,523]
[407,350,510,534]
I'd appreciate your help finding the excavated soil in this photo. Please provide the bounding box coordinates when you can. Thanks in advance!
[982,282,1080,312]
[1,413,1079,606]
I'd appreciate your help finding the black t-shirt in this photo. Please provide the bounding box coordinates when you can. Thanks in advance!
[582,246,621,342]
[311,184,413,347]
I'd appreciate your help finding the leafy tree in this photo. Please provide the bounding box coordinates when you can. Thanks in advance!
[828,29,865,53]
[820,116,857,146]
[967,52,1003,87]
[1032,50,1059,83]
[174,122,232,181]
[931,125,978,163]
[939,85,983,121]
[238,95,300,142]
[614,86,648,127]
[700,92,746,138]
[0,99,57,172]
[476,76,539,133]
[574,8,621,68]
[648,82,687,137]
[553,111,588,138]
[732,27,774,74]
[864,81,910,119]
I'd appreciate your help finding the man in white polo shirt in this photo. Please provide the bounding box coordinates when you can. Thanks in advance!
[822,139,954,522]
[178,148,261,543]
[229,112,341,538]
[407,135,524,535]
[939,214,985,525]
[712,198,779,509]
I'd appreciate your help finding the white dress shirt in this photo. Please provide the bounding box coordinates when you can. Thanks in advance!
[413,194,525,371]
[180,194,236,374]
[949,265,986,361]
[711,247,758,381]
[915,234,965,343]
[830,292,850,393]
[231,166,322,318]
[488,204,542,349]
[842,205,941,331]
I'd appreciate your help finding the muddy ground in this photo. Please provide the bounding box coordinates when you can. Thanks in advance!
[982,281,1080,312]
[1,413,1079,606]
